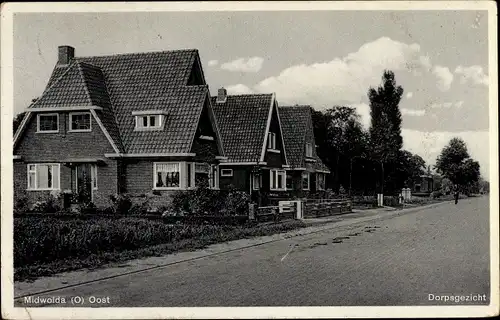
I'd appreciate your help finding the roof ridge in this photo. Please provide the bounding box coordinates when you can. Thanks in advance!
[76,48,198,60]
[279,105,311,109]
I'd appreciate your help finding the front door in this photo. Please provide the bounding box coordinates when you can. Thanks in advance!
[72,164,96,203]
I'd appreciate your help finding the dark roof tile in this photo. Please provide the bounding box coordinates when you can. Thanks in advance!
[212,94,273,163]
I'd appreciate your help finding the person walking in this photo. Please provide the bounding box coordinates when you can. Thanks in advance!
[454,185,460,205]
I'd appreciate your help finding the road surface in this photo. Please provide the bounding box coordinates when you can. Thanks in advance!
[18,196,490,307]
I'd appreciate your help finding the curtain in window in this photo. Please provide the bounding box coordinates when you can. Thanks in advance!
[156,163,180,188]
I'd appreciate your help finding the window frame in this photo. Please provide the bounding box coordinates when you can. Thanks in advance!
[316,172,325,191]
[252,173,260,190]
[27,163,61,191]
[153,162,182,190]
[36,113,59,133]
[221,169,233,177]
[305,142,313,158]
[69,112,92,132]
[209,165,219,189]
[91,164,98,190]
[267,132,277,150]
[286,172,293,190]
[270,169,286,191]
[135,115,163,131]
[302,172,310,191]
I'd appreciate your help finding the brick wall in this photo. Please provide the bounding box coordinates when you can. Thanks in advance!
[13,111,117,209]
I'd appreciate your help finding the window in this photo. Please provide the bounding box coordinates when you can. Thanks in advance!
[270,169,286,191]
[317,173,325,190]
[154,163,180,189]
[27,164,60,190]
[221,169,233,177]
[209,165,219,189]
[69,112,91,132]
[306,143,313,157]
[302,172,310,190]
[193,163,218,189]
[252,174,260,190]
[91,164,98,190]
[286,173,293,190]
[37,114,59,133]
[267,132,277,150]
[136,115,162,130]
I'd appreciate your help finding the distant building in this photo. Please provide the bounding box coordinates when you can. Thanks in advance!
[413,174,434,194]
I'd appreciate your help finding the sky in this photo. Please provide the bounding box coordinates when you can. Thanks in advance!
[13,10,491,178]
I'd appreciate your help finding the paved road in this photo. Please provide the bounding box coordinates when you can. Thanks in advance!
[19,196,490,307]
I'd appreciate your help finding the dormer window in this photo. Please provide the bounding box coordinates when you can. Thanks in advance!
[139,115,160,128]
[306,143,313,157]
[132,110,166,131]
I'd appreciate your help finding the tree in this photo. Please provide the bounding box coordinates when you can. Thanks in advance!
[13,111,27,135]
[312,106,369,193]
[396,150,426,188]
[435,137,481,193]
[368,71,405,194]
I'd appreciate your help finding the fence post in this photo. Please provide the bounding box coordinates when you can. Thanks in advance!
[248,203,256,221]
[295,200,303,219]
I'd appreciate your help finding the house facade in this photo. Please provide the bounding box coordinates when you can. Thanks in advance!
[13,45,225,209]
[413,174,434,194]
[279,106,330,198]
[211,89,289,205]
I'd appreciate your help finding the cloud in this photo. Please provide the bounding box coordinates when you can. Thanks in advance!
[221,57,264,73]
[406,92,413,99]
[347,103,371,129]
[225,84,254,95]
[432,65,454,91]
[455,65,489,86]
[251,37,432,107]
[402,129,490,178]
[207,60,219,67]
[429,101,464,109]
[401,108,426,116]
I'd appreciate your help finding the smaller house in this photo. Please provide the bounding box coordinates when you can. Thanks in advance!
[413,174,434,194]
[279,105,330,198]
[211,89,289,205]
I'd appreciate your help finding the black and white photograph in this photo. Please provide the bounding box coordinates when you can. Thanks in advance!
[1,1,498,319]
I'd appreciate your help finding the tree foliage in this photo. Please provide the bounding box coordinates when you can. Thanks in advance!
[435,137,481,192]
[312,106,369,193]
[368,70,405,193]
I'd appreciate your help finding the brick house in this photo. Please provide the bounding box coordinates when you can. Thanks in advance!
[13,46,225,209]
[279,106,330,198]
[211,89,289,205]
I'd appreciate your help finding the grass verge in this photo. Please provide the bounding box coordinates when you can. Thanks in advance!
[15,217,306,282]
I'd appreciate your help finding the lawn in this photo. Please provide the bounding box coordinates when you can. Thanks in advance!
[14,216,306,282]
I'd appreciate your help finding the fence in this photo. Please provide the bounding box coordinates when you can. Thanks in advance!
[249,201,298,223]
[303,200,352,218]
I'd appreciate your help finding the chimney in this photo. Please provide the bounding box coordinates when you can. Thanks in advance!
[58,45,75,65]
[216,87,227,103]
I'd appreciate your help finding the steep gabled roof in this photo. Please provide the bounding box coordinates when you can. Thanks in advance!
[20,49,211,155]
[279,105,330,172]
[211,94,274,163]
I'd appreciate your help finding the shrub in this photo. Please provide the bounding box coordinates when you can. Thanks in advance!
[30,193,61,213]
[109,194,132,214]
[14,193,29,215]
[431,190,443,199]
[171,186,250,216]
